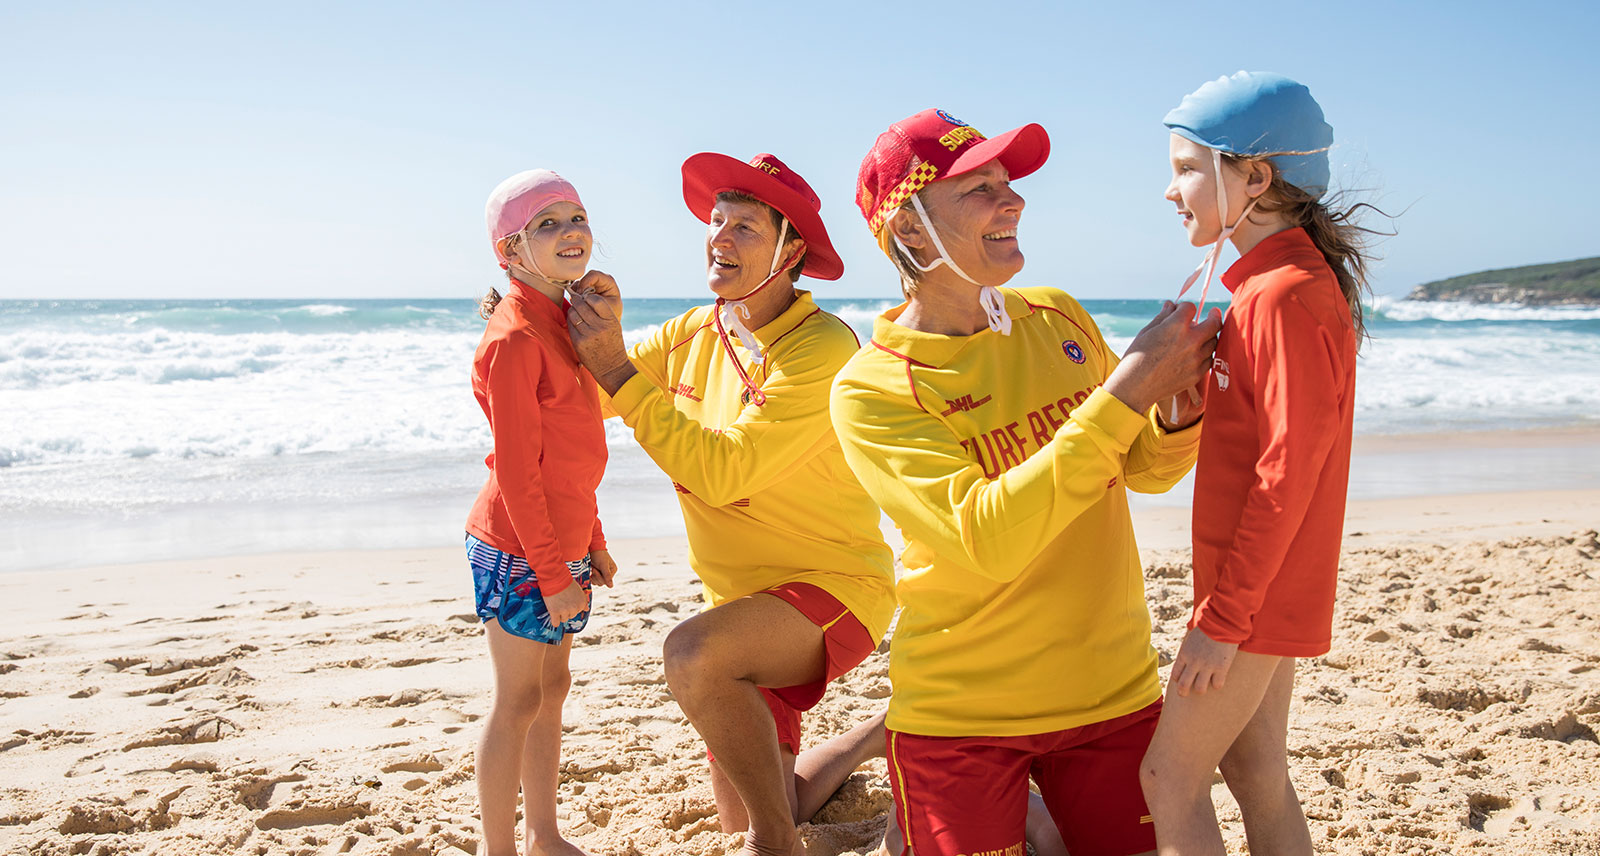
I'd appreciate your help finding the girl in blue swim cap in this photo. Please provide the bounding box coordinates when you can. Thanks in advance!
[1140,71,1381,855]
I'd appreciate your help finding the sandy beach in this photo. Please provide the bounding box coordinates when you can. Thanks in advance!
[2,484,1598,855]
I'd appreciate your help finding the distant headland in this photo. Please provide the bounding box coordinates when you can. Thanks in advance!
[1406,256,1600,305]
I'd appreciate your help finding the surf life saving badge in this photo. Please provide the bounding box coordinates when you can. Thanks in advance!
[1062,340,1086,364]
[1214,357,1231,391]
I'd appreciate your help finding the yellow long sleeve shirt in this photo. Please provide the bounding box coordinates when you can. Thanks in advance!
[609,290,896,643]
[829,287,1200,736]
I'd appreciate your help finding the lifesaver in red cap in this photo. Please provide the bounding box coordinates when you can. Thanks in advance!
[565,152,896,856]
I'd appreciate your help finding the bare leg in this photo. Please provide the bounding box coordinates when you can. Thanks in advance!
[711,749,799,832]
[795,709,889,822]
[664,595,827,856]
[1217,658,1310,856]
[477,620,556,856]
[1139,649,1285,856]
[519,635,586,856]
[1022,790,1068,856]
[713,712,889,831]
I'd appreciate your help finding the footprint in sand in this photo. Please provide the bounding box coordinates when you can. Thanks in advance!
[1466,792,1512,831]
[144,645,258,676]
[254,797,370,831]
[380,753,446,774]
[130,665,254,697]
[1416,684,1517,713]
[122,715,237,751]
[348,688,451,708]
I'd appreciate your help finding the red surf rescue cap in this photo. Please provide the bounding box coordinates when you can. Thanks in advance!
[681,152,844,281]
[856,109,1050,236]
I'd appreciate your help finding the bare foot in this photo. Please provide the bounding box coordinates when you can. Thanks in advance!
[741,828,805,856]
[527,837,589,856]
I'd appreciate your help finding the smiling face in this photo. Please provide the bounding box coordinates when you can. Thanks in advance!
[913,159,1026,286]
[1165,134,1262,247]
[704,196,803,300]
[507,200,591,282]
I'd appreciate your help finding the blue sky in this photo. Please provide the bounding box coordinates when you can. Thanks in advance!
[3,0,1596,301]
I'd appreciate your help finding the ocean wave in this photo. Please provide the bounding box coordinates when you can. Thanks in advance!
[622,323,662,347]
[5,297,1599,470]
[1371,296,1600,323]
[828,300,898,328]
[290,303,357,316]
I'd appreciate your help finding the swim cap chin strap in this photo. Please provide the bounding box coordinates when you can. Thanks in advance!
[1177,148,1260,313]
[513,226,580,287]
[712,217,802,407]
[1167,148,1259,423]
[892,195,1012,336]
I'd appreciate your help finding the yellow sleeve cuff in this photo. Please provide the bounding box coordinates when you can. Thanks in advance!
[609,370,657,426]
[1074,386,1153,450]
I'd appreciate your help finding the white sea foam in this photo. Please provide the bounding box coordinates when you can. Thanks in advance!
[293,303,356,316]
[4,296,1598,569]
[3,296,1596,471]
[1372,295,1600,323]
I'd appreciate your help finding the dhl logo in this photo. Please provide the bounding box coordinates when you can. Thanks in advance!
[940,393,992,416]
[670,382,702,402]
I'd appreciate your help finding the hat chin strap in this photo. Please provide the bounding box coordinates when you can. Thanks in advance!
[892,195,1012,335]
[713,217,804,408]
[1177,148,1259,313]
[716,217,791,367]
[1168,147,1259,423]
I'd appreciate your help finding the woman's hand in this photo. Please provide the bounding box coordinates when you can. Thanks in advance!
[544,580,590,626]
[1160,379,1207,430]
[568,292,638,395]
[1168,627,1238,697]
[568,270,622,320]
[1104,301,1222,416]
[588,549,617,588]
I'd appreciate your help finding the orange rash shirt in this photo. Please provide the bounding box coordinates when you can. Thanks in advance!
[1190,227,1357,657]
[465,282,608,596]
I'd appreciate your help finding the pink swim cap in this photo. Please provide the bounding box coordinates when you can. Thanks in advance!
[485,169,584,267]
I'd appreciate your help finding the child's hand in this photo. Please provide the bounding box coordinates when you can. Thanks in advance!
[1169,627,1238,697]
[544,581,590,626]
[588,550,617,588]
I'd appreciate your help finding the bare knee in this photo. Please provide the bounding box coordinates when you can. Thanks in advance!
[1140,746,1209,809]
[490,681,545,728]
[663,618,730,698]
[1218,741,1288,805]
[539,660,572,712]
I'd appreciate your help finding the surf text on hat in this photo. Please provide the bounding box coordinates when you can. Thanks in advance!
[939,126,985,151]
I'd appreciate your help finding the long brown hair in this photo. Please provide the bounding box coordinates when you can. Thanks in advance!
[1226,154,1391,347]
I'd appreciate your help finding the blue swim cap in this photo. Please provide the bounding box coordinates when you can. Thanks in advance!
[1163,71,1334,197]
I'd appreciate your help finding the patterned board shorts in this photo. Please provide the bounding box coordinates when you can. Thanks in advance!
[466,534,592,645]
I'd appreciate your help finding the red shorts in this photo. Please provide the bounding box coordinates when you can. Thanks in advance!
[710,582,875,757]
[886,701,1161,856]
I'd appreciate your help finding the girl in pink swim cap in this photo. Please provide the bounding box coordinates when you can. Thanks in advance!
[465,168,621,856]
